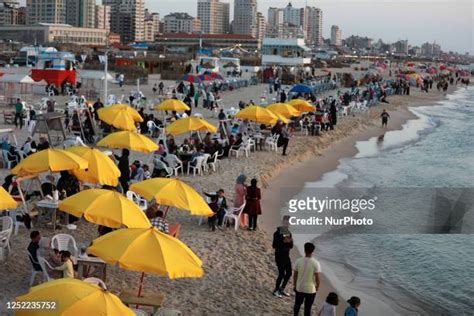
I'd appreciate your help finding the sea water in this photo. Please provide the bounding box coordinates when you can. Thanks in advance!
[292,86,474,315]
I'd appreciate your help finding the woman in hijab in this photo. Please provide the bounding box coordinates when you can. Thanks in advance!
[243,178,262,231]
[234,174,247,228]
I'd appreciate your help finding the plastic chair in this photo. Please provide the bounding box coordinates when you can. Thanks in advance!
[37,256,54,282]
[172,160,183,176]
[0,230,11,261]
[84,277,107,290]
[2,150,18,169]
[9,209,31,236]
[201,154,211,174]
[1,216,13,254]
[265,134,279,152]
[51,234,79,262]
[28,252,43,286]
[222,203,246,231]
[207,152,219,173]
[187,156,204,177]
[126,191,148,211]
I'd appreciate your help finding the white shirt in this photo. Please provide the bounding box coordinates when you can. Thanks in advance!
[319,302,336,316]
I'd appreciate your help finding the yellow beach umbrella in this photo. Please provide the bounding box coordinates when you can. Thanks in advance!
[105,104,143,122]
[267,103,301,118]
[97,131,158,153]
[87,227,203,295]
[11,149,88,176]
[0,187,17,210]
[66,146,120,186]
[235,105,280,125]
[165,117,217,136]
[155,99,190,112]
[97,107,138,131]
[288,99,316,112]
[129,178,214,217]
[269,110,289,124]
[59,189,150,228]
[15,278,134,316]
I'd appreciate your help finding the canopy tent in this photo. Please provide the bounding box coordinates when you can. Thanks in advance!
[0,74,36,98]
[76,70,114,100]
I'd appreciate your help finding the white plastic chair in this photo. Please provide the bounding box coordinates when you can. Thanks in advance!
[299,121,309,136]
[84,277,107,290]
[37,256,54,282]
[51,234,79,263]
[222,203,246,231]
[9,209,30,235]
[2,150,18,169]
[201,154,211,174]
[126,191,148,211]
[0,230,11,261]
[172,160,183,176]
[193,113,204,119]
[207,152,219,173]
[265,134,280,152]
[187,156,205,177]
[28,252,43,286]
[1,216,13,254]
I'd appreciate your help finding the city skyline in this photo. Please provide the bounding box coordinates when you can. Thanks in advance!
[142,0,473,54]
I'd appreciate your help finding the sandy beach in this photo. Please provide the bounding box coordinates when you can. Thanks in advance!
[0,73,462,315]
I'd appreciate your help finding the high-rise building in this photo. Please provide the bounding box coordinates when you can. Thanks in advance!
[256,11,265,41]
[0,0,20,25]
[283,2,304,27]
[421,42,442,57]
[266,7,284,38]
[164,12,200,34]
[233,0,257,37]
[103,0,145,43]
[27,0,66,25]
[65,0,95,28]
[305,6,323,46]
[197,0,229,34]
[393,40,408,54]
[144,12,160,42]
[330,25,342,46]
[95,5,111,31]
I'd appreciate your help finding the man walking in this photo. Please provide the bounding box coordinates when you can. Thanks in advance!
[14,98,23,129]
[293,242,321,316]
[273,216,293,298]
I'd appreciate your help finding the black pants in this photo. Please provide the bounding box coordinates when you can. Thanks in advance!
[278,137,289,155]
[248,214,258,230]
[294,291,316,316]
[14,113,23,128]
[275,255,292,292]
[120,178,129,193]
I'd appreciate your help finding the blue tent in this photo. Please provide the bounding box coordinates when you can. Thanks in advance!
[290,84,313,94]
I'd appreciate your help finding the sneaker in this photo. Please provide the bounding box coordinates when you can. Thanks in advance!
[272,290,283,298]
[279,290,290,297]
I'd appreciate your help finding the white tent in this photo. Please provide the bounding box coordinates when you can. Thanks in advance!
[76,70,114,99]
[0,74,35,83]
[0,74,36,97]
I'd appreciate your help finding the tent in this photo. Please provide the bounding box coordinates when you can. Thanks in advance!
[0,74,36,97]
[76,70,114,99]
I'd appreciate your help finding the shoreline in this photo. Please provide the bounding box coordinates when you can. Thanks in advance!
[259,88,458,316]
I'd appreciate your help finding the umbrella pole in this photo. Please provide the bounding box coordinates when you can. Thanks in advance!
[163,206,170,219]
[136,272,145,309]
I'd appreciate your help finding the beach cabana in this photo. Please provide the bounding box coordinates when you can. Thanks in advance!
[76,70,114,99]
[0,74,36,98]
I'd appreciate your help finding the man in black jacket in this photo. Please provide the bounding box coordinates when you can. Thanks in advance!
[272,215,293,298]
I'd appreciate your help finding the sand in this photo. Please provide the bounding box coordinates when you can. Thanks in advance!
[0,70,460,315]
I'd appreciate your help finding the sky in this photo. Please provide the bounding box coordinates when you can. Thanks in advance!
[145,0,474,54]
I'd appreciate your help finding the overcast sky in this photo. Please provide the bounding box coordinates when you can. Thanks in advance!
[145,0,474,54]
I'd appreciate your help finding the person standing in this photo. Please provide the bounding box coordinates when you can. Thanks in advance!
[234,174,248,228]
[380,109,390,129]
[319,292,339,316]
[14,98,23,129]
[293,242,321,316]
[118,73,125,89]
[115,149,130,193]
[244,178,262,231]
[158,82,164,95]
[93,98,104,123]
[272,216,293,298]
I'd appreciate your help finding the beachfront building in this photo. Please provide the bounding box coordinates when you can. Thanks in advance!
[305,6,323,46]
[0,0,20,25]
[421,42,442,58]
[163,12,201,34]
[95,4,110,32]
[155,33,258,53]
[261,38,311,66]
[256,12,265,41]
[393,40,409,55]
[144,11,160,42]
[26,0,66,24]
[233,0,257,37]
[344,35,373,51]
[65,0,95,28]
[0,23,107,46]
[103,0,145,43]
[266,7,284,38]
[197,0,229,34]
[330,25,342,46]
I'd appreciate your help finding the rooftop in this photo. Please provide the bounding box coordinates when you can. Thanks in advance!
[157,33,256,40]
